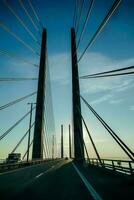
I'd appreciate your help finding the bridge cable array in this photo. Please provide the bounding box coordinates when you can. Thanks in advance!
[0,1,52,161]
[78,0,121,62]
[0,91,36,111]
[11,122,35,154]
[22,139,33,160]
[0,106,35,141]
[1,0,43,68]
[43,116,51,159]
[43,126,49,159]
[4,0,41,45]
[73,0,80,30]
[76,116,91,163]
[75,104,103,164]
[0,77,38,82]
[0,20,39,56]
[28,0,44,30]
[72,0,134,161]
[75,0,85,35]
[80,66,134,79]
[80,95,134,161]
[0,49,38,67]
[18,0,41,35]
[76,0,94,50]
[42,53,57,159]
[73,0,121,62]
[77,106,103,165]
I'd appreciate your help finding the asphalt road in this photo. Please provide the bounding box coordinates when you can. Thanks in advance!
[0,159,94,200]
[76,163,134,200]
[0,159,134,200]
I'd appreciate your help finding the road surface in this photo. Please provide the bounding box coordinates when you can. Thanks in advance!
[0,159,134,200]
[0,159,94,200]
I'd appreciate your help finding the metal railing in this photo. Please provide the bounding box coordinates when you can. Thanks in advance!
[0,158,62,173]
[86,158,134,175]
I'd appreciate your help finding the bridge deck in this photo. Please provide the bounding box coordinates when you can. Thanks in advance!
[0,159,133,200]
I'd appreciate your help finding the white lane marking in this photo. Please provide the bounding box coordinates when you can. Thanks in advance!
[35,172,44,179]
[0,161,61,176]
[0,163,42,176]
[34,165,56,179]
[72,163,103,200]
[34,161,71,180]
[43,165,56,173]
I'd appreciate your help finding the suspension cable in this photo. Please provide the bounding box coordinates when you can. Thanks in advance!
[4,0,40,45]
[0,20,39,55]
[11,122,35,153]
[81,71,134,79]
[0,91,36,111]
[80,66,134,78]
[80,66,134,79]
[78,0,121,63]
[76,0,94,49]
[73,0,77,27]
[44,108,53,159]
[42,120,49,158]
[22,139,33,160]
[0,49,38,67]
[43,142,47,159]
[83,137,90,162]
[75,0,85,35]
[0,78,38,82]
[43,128,48,159]
[77,106,102,165]
[80,95,134,160]
[19,0,40,33]
[76,116,90,161]
[0,107,35,141]
[28,0,43,30]
[74,0,80,30]
[44,123,50,158]
[43,114,51,158]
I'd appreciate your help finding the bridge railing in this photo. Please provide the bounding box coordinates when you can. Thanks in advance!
[0,158,62,173]
[86,158,134,176]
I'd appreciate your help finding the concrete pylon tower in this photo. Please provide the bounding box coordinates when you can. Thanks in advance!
[71,28,84,161]
[32,29,47,160]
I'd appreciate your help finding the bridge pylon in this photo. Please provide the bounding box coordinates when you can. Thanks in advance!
[32,29,47,160]
[61,125,64,158]
[71,28,84,161]
[69,124,71,158]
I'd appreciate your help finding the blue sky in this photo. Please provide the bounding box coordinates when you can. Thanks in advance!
[0,0,134,159]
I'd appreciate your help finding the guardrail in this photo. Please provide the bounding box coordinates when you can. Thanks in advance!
[0,159,5,164]
[86,158,134,176]
[0,158,62,173]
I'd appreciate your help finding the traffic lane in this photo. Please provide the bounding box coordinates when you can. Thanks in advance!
[0,159,64,199]
[14,161,94,200]
[76,163,134,200]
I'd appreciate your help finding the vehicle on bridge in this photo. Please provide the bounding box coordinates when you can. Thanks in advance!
[6,153,21,164]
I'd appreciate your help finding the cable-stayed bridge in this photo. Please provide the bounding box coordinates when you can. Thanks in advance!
[0,0,134,199]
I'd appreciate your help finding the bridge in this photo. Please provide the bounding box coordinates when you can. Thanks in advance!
[0,0,134,199]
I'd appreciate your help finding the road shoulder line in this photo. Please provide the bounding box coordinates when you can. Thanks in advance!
[72,163,103,200]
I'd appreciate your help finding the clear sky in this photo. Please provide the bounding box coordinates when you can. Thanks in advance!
[0,0,134,160]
